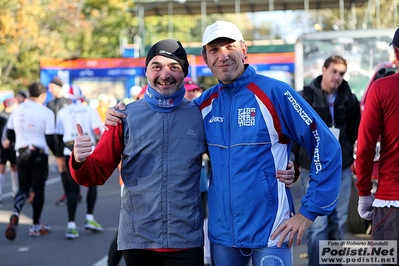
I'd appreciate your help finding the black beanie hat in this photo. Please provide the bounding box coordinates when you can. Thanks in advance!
[49,76,64,87]
[145,39,189,77]
[17,90,29,99]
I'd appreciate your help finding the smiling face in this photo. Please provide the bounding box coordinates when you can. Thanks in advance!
[202,38,247,84]
[145,55,185,96]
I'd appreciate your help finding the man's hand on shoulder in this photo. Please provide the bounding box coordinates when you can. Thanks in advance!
[103,101,127,131]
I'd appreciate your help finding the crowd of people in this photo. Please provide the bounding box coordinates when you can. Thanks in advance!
[0,20,398,266]
[1,78,126,241]
[0,90,29,202]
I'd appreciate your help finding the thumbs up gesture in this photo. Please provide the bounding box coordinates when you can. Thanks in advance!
[73,123,93,163]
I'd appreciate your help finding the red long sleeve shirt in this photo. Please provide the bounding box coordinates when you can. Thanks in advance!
[69,124,123,187]
[356,73,399,199]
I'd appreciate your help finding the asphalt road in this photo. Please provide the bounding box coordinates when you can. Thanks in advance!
[0,156,373,266]
[0,155,124,266]
[290,179,373,266]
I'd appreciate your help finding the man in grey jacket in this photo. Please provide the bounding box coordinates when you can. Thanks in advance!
[69,39,207,265]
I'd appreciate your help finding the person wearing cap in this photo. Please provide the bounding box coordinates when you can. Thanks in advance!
[0,98,19,201]
[191,20,341,266]
[55,86,103,239]
[16,90,28,104]
[69,39,208,265]
[356,27,399,253]
[5,82,57,240]
[183,77,204,101]
[46,76,71,207]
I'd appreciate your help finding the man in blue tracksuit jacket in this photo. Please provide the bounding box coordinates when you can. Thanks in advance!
[192,21,342,266]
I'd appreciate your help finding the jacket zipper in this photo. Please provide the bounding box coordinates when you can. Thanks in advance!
[226,87,236,247]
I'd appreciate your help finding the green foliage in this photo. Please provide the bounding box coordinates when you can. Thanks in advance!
[81,0,136,57]
[300,0,396,32]
[0,0,136,93]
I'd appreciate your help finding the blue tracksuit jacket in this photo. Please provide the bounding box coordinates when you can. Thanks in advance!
[194,65,342,248]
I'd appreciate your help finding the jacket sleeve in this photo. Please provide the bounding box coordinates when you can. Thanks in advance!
[347,94,361,146]
[69,123,123,187]
[355,82,381,196]
[276,85,342,221]
[45,134,58,155]
[5,112,15,142]
[6,129,15,143]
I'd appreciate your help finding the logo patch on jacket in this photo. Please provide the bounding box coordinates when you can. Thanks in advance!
[209,116,224,123]
[238,108,256,126]
[158,98,174,108]
[186,129,196,136]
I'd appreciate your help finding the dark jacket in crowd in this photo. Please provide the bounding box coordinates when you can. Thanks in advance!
[293,75,360,170]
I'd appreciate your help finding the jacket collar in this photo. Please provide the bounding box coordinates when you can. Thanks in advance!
[217,64,256,92]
